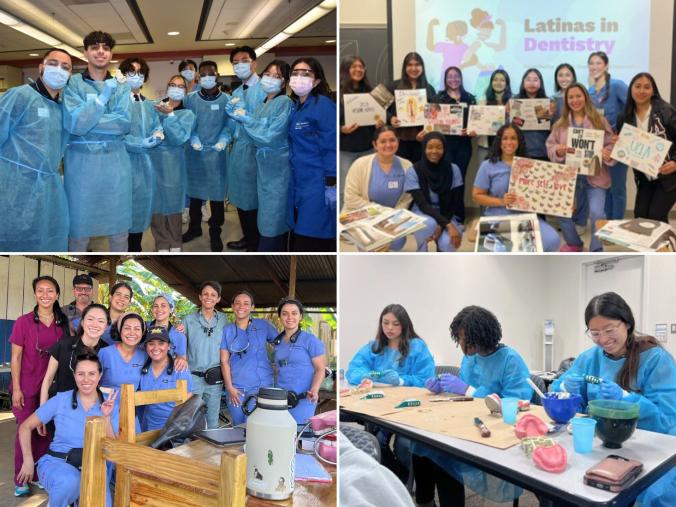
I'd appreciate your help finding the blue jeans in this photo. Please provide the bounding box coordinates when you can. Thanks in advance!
[605,162,628,220]
[538,218,561,252]
[559,177,606,251]
[68,232,128,252]
[390,214,437,251]
[191,375,223,429]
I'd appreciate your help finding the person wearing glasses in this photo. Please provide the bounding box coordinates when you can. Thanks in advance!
[219,290,277,425]
[183,281,228,428]
[120,56,164,252]
[39,304,110,405]
[10,276,70,497]
[230,59,293,252]
[287,57,337,252]
[553,292,676,507]
[273,298,327,424]
[0,48,72,252]
[150,75,195,252]
[62,274,94,335]
[69,281,132,346]
[224,46,266,252]
[18,353,119,507]
[139,326,193,431]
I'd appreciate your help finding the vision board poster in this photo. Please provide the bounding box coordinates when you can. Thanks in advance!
[509,98,552,131]
[343,93,386,126]
[394,89,427,126]
[506,157,577,218]
[565,127,604,176]
[467,105,506,135]
[611,124,673,179]
[424,103,465,135]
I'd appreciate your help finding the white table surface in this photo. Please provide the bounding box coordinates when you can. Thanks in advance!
[344,409,676,506]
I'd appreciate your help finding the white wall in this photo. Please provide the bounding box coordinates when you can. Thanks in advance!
[340,0,387,26]
[338,254,676,373]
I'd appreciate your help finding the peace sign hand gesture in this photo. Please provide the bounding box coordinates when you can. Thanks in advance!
[101,389,118,418]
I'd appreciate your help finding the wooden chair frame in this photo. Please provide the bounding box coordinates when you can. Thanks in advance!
[79,380,246,507]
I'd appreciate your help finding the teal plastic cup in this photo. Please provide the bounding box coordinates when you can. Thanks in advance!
[572,417,597,453]
[502,397,519,424]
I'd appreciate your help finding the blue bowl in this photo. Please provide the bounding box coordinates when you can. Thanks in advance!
[542,393,582,423]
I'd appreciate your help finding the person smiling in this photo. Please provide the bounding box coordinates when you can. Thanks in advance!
[98,313,147,390]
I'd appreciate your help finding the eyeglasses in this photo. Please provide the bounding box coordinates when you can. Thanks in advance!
[44,60,72,72]
[233,59,252,65]
[74,286,92,294]
[586,322,624,341]
[291,69,314,78]
[125,71,144,78]
[168,83,187,89]
[263,72,283,80]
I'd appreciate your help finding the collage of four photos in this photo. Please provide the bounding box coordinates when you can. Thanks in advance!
[0,0,675,506]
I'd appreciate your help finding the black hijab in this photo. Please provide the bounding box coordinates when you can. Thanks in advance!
[413,132,456,216]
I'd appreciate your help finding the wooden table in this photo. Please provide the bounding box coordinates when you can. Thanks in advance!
[168,440,336,507]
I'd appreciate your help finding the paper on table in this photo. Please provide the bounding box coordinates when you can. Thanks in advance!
[295,453,332,483]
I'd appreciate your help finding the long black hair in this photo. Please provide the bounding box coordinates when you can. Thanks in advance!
[441,66,470,97]
[340,55,371,94]
[290,57,332,101]
[32,275,69,336]
[399,52,429,90]
[587,51,611,103]
[554,63,577,92]
[584,292,660,391]
[618,72,665,131]
[485,69,512,104]
[76,303,111,340]
[371,304,421,363]
[488,123,526,163]
[450,306,502,353]
[71,352,104,409]
[517,68,547,99]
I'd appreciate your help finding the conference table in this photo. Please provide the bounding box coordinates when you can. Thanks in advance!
[341,388,676,507]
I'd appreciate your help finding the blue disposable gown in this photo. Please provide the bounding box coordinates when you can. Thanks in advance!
[124,97,162,232]
[150,107,195,215]
[552,345,676,434]
[413,345,532,503]
[287,95,336,238]
[0,84,69,251]
[184,91,230,201]
[346,338,435,387]
[226,81,266,210]
[62,74,132,238]
[242,94,293,236]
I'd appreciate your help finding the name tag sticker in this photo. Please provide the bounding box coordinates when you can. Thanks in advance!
[87,93,97,102]
[388,180,399,189]
[211,104,220,110]
[37,108,49,118]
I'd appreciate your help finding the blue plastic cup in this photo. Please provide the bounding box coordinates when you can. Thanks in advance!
[501,397,519,424]
[572,417,597,453]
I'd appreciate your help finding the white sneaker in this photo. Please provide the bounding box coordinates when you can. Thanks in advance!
[181,208,189,224]
[169,247,182,252]
[201,203,210,222]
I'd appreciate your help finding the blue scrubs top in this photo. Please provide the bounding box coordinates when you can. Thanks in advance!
[138,366,193,431]
[287,94,337,239]
[459,345,532,399]
[474,160,515,216]
[274,330,325,395]
[183,311,228,372]
[367,157,406,207]
[220,318,276,390]
[588,78,628,131]
[36,390,120,453]
[98,344,147,389]
[553,345,676,434]
[404,165,464,222]
[346,338,435,387]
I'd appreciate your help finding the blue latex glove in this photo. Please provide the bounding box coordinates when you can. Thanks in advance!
[98,78,117,104]
[563,374,584,394]
[425,376,443,394]
[190,135,203,151]
[141,135,160,149]
[379,369,400,386]
[225,100,237,114]
[236,113,253,124]
[325,186,337,211]
[439,373,469,395]
[600,380,623,400]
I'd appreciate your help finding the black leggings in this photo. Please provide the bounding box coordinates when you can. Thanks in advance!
[412,454,465,507]
[634,175,676,223]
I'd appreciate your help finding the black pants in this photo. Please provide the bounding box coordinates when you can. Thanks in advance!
[412,454,465,507]
[236,208,260,252]
[187,198,224,231]
[444,139,473,182]
[128,232,143,252]
[634,174,676,223]
[292,233,336,252]
[397,139,422,164]
[259,233,288,251]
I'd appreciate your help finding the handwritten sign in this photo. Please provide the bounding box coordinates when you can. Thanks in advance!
[424,103,465,135]
[343,93,386,126]
[509,98,552,131]
[611,124,672,178]
[507,157,577,218]
[467,105,506,136]
[566,127,604,176]
[395,89,427,127]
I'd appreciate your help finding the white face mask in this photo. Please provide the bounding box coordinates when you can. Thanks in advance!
[289,76,315,97]
[234,62,252,81]
[42,65,70,90]
[200,75,217,89]
[167,87,185,101]
[180,69,195,82]
[260,75,282,94]
[126,74,144,89]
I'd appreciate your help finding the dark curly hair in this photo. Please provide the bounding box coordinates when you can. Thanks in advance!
[119,56,150,82]
[488,123,526,163]
[450,306,502,353]
[83,31,115,50]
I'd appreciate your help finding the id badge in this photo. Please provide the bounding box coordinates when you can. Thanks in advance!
[388,180,399,189]
[37,107,49,118]
[211,104,220,110]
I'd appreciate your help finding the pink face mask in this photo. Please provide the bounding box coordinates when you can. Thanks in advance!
[290,75,315,97]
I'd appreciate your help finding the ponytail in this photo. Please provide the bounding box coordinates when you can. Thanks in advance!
[603,71,611,104]
[617,333,660,392]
